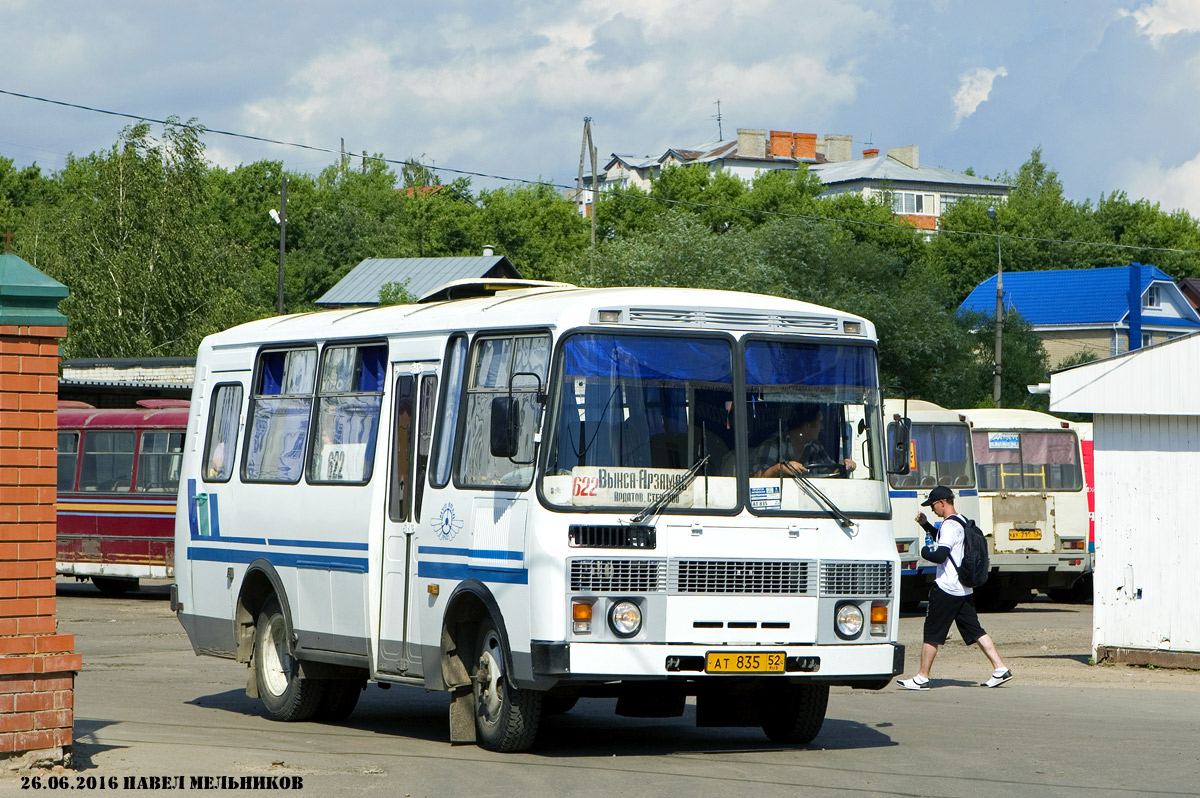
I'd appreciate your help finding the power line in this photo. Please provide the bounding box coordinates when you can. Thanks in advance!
[3,87,1200,258]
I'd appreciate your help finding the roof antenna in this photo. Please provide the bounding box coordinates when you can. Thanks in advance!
[713,99,723,140]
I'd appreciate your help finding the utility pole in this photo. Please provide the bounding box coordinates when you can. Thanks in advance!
[577,118,598,249]
[713,99,723,140]
[988,207,1003,405]
[277,174,287,315]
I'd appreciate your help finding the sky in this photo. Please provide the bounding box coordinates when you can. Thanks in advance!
[3,0,1200,218]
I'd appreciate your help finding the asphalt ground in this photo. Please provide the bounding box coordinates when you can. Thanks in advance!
[4,579,1199,797]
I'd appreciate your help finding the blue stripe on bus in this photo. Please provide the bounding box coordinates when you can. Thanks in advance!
[268,538,369,551]
[208,493,221,537]
[417,545,523,561]
[417,560,529,584]
[187,546,368,574]
[889,489,978,498]
[59,512,175,519]
[187,479,199,537]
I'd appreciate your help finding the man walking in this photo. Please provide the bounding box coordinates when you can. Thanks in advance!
[897,485,1013,690]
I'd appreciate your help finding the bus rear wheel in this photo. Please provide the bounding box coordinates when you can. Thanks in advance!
[254,596,324,722]
[760,681,829,745]
[473,621,541,752]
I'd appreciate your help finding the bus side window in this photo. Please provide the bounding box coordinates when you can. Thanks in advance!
[137,431,185,492]
[414,374,437,522]
[244,349,316,483]
[204,384,244,483]
[458,334,549,488]
[309,343,387,484]
[57,432,80,492]
[389,375,416,522]
[80,431,135,492]
[431,336,468,488]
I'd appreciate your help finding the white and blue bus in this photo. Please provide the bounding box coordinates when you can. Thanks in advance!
[173,281,904,751]
[882,400,980,607]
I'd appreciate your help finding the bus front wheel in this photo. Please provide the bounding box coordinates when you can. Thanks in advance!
[254,596,324,722]
[473,621,542,752]
[760,681,829,745]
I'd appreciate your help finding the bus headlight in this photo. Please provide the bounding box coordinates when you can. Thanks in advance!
[834,602,864,639]
[608,600,642,638]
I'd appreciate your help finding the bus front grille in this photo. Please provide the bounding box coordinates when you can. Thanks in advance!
[570,559,667,593]
[568,524,656,549]
[819,561,893,597]
[670,560,814,596]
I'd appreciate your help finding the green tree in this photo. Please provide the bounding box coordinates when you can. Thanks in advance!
[377,279,416,305]
[477,182,589,281]
[30,119,254,357]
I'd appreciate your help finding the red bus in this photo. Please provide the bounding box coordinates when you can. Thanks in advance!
[56,400,188,594]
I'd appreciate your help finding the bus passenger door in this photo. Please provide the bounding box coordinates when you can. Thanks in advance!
[378,364,437,676]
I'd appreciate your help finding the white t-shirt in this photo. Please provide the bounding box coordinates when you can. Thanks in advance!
[934,515,970,596]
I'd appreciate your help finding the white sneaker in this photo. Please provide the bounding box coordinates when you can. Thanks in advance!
[896,676,930,691]
[982,670,1013,688]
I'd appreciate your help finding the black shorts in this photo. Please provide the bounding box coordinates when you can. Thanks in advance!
[924,584,986,646]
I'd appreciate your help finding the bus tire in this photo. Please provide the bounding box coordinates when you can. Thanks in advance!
[473,620,542,752]
[760,681,829,745]
[92,576,138,595]
[254,596,324,722]
[315,679,364,722]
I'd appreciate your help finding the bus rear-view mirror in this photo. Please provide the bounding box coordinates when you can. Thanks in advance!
[887,418,912,475]
[490,396,520,458]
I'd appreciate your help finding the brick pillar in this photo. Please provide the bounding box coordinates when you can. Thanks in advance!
[0,252,76,767]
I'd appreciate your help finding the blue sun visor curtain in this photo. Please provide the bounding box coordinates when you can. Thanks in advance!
[563,334,734,384]
[744,340,878,390]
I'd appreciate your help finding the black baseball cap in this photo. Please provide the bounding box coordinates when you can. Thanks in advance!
[920,485,954,506]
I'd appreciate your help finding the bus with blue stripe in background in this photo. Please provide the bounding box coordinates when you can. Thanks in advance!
[883,399,980,610]
[173,280,906,752]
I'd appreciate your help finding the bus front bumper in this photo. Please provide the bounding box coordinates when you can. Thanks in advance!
[532,640,904,685]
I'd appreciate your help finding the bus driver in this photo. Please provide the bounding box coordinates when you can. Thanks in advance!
[753,404,856,478]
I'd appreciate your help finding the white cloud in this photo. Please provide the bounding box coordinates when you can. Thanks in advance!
[1114,151,1200,218]
[952,66,1008,126]
[230,2,886,177]
[1124,0,1200,46]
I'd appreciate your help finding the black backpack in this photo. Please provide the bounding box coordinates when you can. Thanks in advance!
[949,515,990,588]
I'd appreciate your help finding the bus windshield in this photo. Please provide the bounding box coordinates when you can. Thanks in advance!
[888,423,974,490]
[743,339,886,515]
[973,429,1082,491]
[541,333,887,516]
[543,332,737,512]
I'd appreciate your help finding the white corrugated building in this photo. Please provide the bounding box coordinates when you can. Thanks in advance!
[1050,331,1200,667]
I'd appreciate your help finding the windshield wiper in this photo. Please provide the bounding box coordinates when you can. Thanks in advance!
[781,462,857,532]
[631,454,711,524]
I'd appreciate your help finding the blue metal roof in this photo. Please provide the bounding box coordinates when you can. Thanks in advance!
[959,264,1200,326]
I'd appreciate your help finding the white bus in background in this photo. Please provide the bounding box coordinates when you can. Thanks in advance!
[958,408,1091,610]
[883,400,980,608]
[173,280,905,752]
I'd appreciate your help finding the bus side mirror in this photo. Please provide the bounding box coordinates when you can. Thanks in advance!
[490,396,520,458]
[887,418,912,475]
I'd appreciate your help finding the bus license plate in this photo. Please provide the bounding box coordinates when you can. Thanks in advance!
[1010,529,1041,540]
[705,651,785,674]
